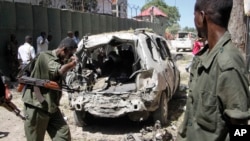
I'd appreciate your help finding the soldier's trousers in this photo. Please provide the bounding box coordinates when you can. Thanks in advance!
[23,104,71,141]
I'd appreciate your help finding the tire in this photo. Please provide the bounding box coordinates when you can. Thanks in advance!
[73,110,93,127]
[152,91,168,126]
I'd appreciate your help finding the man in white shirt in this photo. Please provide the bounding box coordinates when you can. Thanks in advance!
[18,35,36,69]
[36,32,49,54]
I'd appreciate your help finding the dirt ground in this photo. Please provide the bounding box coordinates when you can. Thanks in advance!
[0,51,192,141]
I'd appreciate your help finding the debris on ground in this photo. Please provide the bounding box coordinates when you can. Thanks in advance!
[123,120,173,141]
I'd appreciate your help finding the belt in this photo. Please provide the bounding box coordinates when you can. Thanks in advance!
[24,103,51,116]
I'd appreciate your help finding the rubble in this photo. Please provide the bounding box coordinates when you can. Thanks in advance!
[123,120,173,141]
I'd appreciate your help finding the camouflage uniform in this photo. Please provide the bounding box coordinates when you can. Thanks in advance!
[22,50,71,141]
[177,32,250,141]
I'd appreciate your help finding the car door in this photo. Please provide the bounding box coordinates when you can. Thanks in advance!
[157,38,180,94]
[142,34,168,91]
[155,37,176,95]
[162,39,180,92]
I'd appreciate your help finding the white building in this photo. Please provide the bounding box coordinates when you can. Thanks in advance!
[96,0,112,15]
[95,0,127,18]
[111,0,127,18]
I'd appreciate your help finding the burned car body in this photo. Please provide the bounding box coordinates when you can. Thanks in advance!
[66,29,180,126]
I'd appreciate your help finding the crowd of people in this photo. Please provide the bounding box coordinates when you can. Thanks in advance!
[6,30,80,81]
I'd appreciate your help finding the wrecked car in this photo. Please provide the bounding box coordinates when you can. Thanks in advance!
[65,29,180,126]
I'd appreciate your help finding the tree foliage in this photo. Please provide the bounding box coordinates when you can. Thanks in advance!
[167,23,181,35]
[142,0,180,27]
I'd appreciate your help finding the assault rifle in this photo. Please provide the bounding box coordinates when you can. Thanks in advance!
[17,76,81,93]
[0,98,26,120]
[1,83,26,120]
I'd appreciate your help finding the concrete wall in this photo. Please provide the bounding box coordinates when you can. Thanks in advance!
[0,1,162,76]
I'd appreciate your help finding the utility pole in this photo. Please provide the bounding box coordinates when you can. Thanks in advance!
[150,6,154,23]
[116,2,119,17]
[135,6,140,17]
[128,4,133,18]
[103,0,104,14]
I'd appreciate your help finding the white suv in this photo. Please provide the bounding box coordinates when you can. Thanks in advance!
[174,31,197,52]
[66,29,180,126]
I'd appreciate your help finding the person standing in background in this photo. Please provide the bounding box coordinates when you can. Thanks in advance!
[185,37,205,72]
[36,32,49,54]
[18,35,36,69]
[47,34,53,42]
[47,34,53,50]
[73,31,80,44]
[7,34,19,81]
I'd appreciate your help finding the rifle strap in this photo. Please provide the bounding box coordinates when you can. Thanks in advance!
[33,86,45,103]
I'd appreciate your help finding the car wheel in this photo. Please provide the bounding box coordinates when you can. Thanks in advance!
[153,91,168,126]
[73,110,92,127]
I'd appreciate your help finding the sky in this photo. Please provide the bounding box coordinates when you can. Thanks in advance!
[127,0,196,28]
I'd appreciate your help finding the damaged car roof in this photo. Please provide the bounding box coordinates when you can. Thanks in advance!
[77,29,156,50]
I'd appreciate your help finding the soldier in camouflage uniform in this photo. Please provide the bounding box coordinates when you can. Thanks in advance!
[177,0,250,141]
[7,34,19,81]
[22,37,78,141]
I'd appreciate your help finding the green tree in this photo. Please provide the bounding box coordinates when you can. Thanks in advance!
[142,0,180,27]
[167,23,181,35]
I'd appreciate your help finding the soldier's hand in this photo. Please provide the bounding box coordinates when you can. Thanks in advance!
[70,55,78,66]
[5,84,12,102]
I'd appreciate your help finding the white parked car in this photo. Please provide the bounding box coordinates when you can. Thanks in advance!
[66,29,180,126]
[173,31,197,52]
